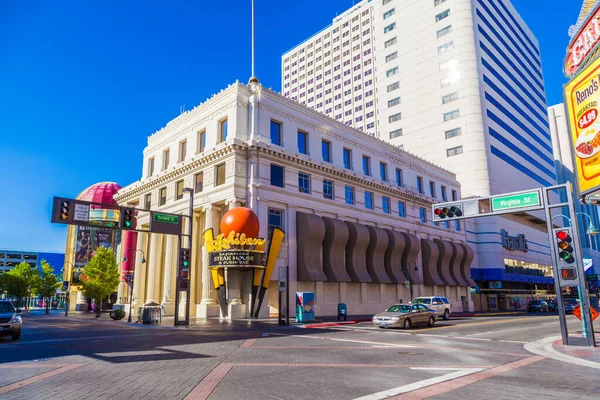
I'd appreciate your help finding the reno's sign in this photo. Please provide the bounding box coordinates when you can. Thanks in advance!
[565,4,600,77]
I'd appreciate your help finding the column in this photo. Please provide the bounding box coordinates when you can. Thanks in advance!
[198,205,220,317]
[161,235,176,315]
[189,212,202,315]
[132,232,148,311]
[145,233,162,304]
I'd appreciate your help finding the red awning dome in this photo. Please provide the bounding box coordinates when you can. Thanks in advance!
[76,182,122,205]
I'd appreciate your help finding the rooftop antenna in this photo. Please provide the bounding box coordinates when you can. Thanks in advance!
[248,0,259,89]
[179,104,185,114]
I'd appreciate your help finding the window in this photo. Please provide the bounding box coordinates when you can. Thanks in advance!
[435,0,448,5]
[268,208,284,238]
[420,207,427,223]
[382,197,390,214]
[435,10,450,22]
[384,23,396,33]
[322,140,332,162]
[162,149,170,170]
[365,191,374,209]
[219,119,228,143]
[438,41,454,54]
[388,97,401,107]
[383,8,395,19]
[147,157,155,177]
[178,140,187,163]
[429,181,436,198]
[417,176,424,193]
[323,179,334,199]
[270,120,282,145]
[385,37,397,48]
[445,127,461,139]
[159,187,167,206]
[195,172,203,193]
[343,148,352,169]
[441,186,447,201]
[390,129,403,139]
[437,25,452,38]
[398,201,406,217]
[395,168,403,186]
[197,130,206,154]
[387,82,400,92]
[385,52,398,63]
[144,193,152,210]
[386,67,399,77]
[298,131,308,155]
[362,155,371,176]
[389,112,402,123]
[380,162,388,181]
[215,163,226,186]
[442,91,458,104]
[443,109,460,121]
[176,180,184,200]
[271,164,285,187]
[440,77,451,87]
[298,172,311,194]
[383,0,393,5]
[452,189,458,201]
[345,186,355,205]
[447,146,463,157]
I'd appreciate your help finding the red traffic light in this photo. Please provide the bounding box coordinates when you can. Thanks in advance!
[556,231,569,241]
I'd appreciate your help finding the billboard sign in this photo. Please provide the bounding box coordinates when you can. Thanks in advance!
[565,56,600,196]
[564,4,600,77]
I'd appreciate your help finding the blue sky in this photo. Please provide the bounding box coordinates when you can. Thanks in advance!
[0,0,585,252]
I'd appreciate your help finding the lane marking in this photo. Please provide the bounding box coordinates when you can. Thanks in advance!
[231,363,494,368]
[392,356,545,399]
[184,363,234,400]
[498,340,528,344]
[1,332,168,346]
[353,368,483,400]
[0,364,81,395]
[292,334,416,348]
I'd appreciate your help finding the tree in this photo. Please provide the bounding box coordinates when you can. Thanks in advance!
[80,247,120,318]
[31,260,61,315]
[2,262,35,305]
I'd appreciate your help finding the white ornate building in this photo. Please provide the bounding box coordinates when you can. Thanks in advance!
[115,81,474,318]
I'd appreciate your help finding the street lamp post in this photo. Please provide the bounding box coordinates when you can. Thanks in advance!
[401,261,419,302]
[122,249,146,323]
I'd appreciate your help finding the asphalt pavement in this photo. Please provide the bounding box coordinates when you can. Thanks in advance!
[0,310,599,400]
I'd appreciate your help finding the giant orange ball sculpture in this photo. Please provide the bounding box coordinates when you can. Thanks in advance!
[220,207,260,238]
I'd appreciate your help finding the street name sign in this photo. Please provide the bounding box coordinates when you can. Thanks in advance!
[149,211,182,235]
[153,213,179,224]
[491,190,541,212]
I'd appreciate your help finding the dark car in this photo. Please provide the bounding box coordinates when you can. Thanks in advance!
[545,300,558,312]
[564,299,579,314]
[527,300,549,312]
[0,301,22,341]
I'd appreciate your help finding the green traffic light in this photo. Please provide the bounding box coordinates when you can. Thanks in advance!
[125,221,132,227]
[183,261,189,267]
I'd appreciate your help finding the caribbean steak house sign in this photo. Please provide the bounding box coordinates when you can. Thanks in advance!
[565,5,600,77]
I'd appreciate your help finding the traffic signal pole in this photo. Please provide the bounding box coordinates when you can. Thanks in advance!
[543,183,595,347]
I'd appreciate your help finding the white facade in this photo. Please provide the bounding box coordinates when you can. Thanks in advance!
[549,103,600,274]
[115,82,475,317]
[282,0,558,307]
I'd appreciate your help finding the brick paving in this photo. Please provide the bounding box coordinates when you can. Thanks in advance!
[1,312,599,399]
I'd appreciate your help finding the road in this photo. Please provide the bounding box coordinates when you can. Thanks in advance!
[0,311,598,400]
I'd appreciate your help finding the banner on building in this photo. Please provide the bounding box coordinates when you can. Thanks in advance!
[565,56,600,196]
[74,226,114,267]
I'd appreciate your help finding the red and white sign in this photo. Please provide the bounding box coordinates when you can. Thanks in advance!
[565,5,600,76]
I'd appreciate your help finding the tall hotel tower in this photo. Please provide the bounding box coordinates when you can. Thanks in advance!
[283,0,557,306]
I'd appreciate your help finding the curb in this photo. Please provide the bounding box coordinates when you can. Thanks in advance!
[302,318,373,328]
[524,336,600,370]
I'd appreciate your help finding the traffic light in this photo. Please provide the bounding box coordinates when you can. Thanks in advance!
[120,207,135,230]
[180,248,190,269]
[60,200,70,221]
[433,204,463,221]
[561,268,576,280]
[555,229,575,264]
[180,269,189,280]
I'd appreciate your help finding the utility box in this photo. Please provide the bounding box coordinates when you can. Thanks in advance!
[296,292,315,323]
[337,303,347,321]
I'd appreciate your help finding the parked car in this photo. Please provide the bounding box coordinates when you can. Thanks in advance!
[412,296,452,320]
[564,298,579,314]
[373,304,437,329]
[527,300,549,312]
[0,301,22,341]
[545,300,558,312]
